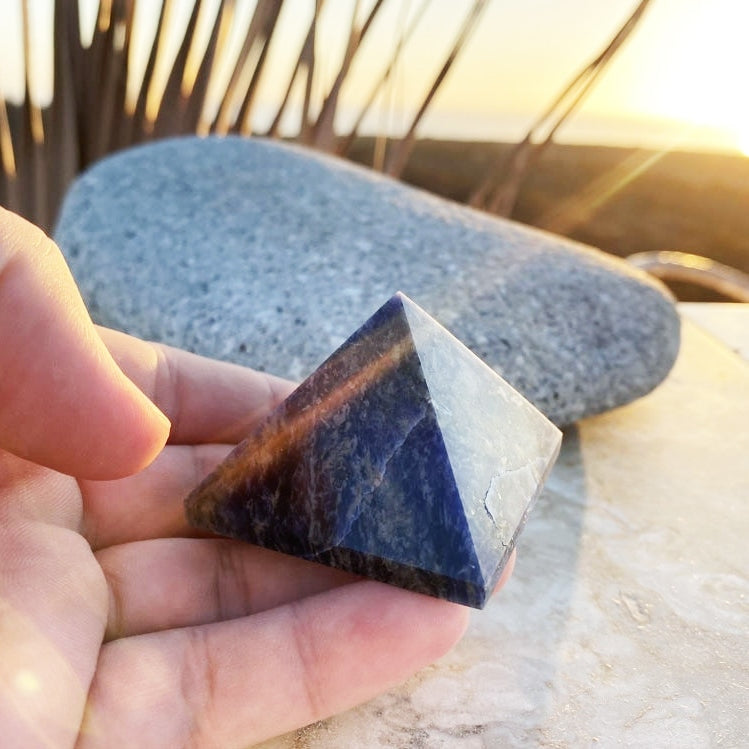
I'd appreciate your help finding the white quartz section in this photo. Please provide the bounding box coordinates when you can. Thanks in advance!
[260,310,749,748]
[401,293,562,584]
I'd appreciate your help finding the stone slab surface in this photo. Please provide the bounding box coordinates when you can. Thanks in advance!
[680,302,749,360]
[257,313,749,748]
[54,136,680,426]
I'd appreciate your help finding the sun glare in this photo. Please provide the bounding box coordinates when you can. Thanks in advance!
[609,0,749,155]
[736,129,749,158]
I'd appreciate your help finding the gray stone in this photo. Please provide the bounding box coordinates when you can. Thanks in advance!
[54,136,680,426]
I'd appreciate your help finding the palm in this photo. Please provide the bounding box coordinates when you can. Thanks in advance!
[2,437,349,746]
[0,456,104,744]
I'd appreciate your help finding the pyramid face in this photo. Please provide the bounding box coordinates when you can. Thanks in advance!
[185,293,561,608]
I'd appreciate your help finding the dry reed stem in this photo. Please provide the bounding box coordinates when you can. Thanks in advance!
[233,1,284,136]
[337,0,432,159]
[2,0,657,238]
[154,0,204,138]
[469,0,654,216]
[266,0,325,139]
[384,0,488,178]
[311,0,386,151]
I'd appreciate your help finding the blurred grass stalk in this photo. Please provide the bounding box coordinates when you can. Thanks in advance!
[9,0,745,304]
[2,0,485,231]
[4,0,652,234]
[4,0,745,301]
[468,0,654,216]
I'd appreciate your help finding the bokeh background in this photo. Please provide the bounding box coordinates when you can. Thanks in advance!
[2,0,748,299]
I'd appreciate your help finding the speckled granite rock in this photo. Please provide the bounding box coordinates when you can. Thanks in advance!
[54,136,680,425]
[185,293,562,608]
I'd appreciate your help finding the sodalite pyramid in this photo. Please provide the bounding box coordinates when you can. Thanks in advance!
[185,293,562,608]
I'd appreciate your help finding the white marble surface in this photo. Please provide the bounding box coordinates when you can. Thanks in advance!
[261,305,749,748]
[680,302,749,360]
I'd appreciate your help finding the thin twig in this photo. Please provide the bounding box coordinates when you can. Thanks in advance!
[384,0,488,177]
[470,0,654,216]
[266,0,325,139]
[234,1,284,136]
[337,0,432,158]
[311,0,386,151]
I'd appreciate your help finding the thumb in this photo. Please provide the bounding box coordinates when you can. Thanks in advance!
[0,208,170,479]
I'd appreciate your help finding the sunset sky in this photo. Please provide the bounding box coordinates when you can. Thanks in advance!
[1,0,747,154]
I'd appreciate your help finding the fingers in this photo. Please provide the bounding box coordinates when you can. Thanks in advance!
[78,582,469,748]
[97,538,357,640]
[80,444,231,549]
[97,538,516,642]
[79,333,297,549]
[97,327,296,446]
[0,209,169,479]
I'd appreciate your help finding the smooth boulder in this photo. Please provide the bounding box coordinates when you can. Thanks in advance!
[54,136,680,426]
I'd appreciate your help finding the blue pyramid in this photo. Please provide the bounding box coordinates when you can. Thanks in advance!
[185,293,561,608]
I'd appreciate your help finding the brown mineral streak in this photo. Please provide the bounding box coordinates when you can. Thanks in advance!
[204,333,415,495]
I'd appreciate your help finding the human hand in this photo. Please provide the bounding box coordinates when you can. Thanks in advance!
[0,208,514,747]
